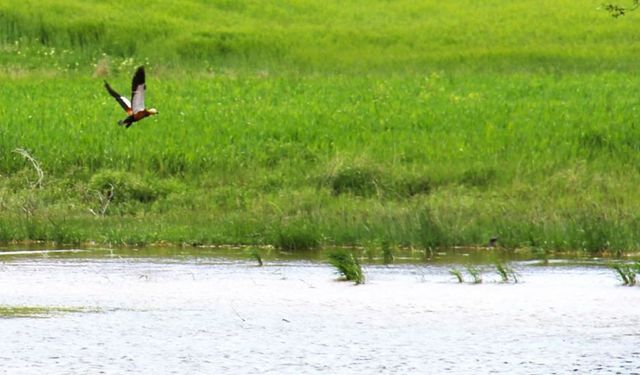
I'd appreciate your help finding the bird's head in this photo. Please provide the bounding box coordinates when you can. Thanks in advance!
[148,108,159,115]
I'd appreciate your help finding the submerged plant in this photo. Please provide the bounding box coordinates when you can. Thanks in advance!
[531,246,550,265]
[612,263,638,286]
[496,262,509,283]
[449,268,464,283]
[328,249,365,285]
[495,262,519,283]
[465,265,483,284]
[247,248,263,266]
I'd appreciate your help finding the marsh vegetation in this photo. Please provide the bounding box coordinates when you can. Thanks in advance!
[0,305,95,318]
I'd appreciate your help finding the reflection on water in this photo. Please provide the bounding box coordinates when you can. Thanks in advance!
[1,244,636,265]
[0,248,639,374]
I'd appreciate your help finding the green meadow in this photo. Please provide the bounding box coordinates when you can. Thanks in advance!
[1,0,639,254]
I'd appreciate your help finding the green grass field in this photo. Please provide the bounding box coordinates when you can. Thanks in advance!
[1,0,640,254]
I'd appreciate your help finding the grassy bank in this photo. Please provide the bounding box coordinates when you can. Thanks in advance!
[1,1,639,254]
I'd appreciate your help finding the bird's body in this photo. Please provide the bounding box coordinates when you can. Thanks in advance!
[104,66,158,127]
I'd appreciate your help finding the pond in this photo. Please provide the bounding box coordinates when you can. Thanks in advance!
[0,247,638,374]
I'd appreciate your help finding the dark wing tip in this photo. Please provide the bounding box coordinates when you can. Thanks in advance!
[131,66,146,92]
[104,80,115,94]
[134,66,145,78]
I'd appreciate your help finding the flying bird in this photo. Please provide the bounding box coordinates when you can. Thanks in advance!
[104,66,158,128]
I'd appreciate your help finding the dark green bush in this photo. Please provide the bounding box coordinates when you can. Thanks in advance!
[460,166,497,188]
[89,170,164,205]
[329,165,381,196]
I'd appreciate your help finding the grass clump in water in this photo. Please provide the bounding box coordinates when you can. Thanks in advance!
[327,249,365,285]
[465,265,483,284]
[449,268,464,283]
[612,263,639,286]
[495,262,519,283]
[247,248,263,266]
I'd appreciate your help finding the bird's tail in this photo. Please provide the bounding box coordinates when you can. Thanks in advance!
[118,115,134,127]
[117,119,132,127]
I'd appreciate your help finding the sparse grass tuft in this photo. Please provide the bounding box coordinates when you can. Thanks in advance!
[449,268,464,283]
[247,248,263,266]
[465,265,483,284]
[612,263,639,286]
[495,262,519,283]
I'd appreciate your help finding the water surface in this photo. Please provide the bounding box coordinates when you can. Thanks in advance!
[0,248,638,374]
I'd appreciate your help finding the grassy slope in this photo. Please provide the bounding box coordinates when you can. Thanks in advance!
[0,0,639,253]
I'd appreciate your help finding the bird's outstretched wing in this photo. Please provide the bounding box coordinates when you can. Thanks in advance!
[104,81,133,115]
[131,66,146,115]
